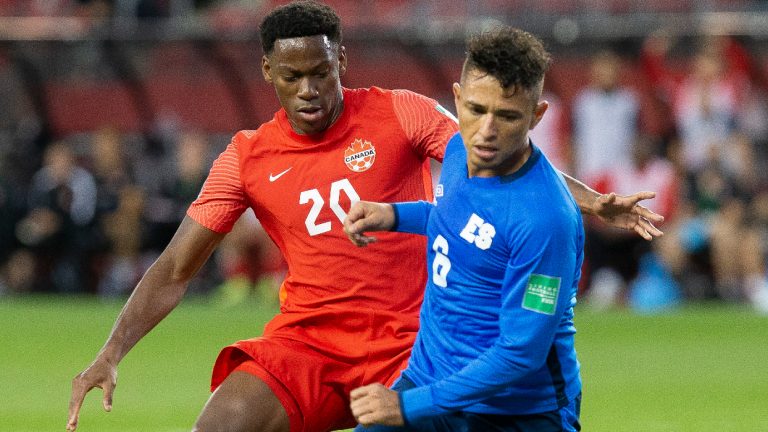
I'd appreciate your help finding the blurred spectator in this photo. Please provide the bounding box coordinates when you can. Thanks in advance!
[89,126,135,220]
[85,126,146,297]
[640,34,759,173]
[98,185,148,297]
[572,49,640,186]
[170,130,210,211]
[16,141,97,292]
[0,249,37,295]
[140,129,210,251]
[585,134,679,307]
[675,49,739,172]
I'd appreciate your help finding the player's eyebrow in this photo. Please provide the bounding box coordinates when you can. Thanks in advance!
[275,60,331,74]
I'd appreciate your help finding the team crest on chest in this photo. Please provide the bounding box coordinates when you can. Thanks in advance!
[344,139,376,172]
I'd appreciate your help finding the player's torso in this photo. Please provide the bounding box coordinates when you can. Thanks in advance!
[421,142,514,358]
[417,138,577,356]
[237,91,432,313]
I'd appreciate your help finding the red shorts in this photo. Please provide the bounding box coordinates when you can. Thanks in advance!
[211,308,418,432]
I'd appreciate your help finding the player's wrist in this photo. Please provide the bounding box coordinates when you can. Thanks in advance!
[97,344,123,366]
[584,193,604,216]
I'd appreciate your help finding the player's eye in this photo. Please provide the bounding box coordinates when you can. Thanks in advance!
[469,106,484,116]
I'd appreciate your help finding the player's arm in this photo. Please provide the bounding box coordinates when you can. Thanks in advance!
[67,217,224,431]
[560,172,664,240]
[343,200,433,246]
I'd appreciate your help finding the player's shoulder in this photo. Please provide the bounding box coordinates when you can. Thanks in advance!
[443,131,464,157]
[231,119,278,146]
[346,86,434,104]
[520,154,579,223]
[232,129,259,142]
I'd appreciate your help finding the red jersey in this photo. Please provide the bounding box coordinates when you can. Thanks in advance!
[188,87,458,321]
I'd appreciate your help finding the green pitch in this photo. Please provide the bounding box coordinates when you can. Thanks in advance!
[1,296,767,431]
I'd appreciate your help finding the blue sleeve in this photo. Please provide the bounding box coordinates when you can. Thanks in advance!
[400,219,581,421]
[391,201,433,235]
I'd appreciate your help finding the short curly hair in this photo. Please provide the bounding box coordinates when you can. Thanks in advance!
[260,1,342,55]
[464,27,551,92]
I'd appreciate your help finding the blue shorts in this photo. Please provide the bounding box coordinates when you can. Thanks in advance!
[354,376,581,432]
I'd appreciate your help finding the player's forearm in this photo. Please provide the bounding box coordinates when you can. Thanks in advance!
[401,339,546,422]
[391,201,433,234]
[97,217,223,364]
[560,171,599,215]
[97,260,190,364]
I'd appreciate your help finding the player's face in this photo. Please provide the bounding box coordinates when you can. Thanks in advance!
[453,68,548,177]
[262,35,347,135]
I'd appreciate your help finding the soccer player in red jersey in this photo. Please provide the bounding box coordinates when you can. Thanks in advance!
[67,2,663,431]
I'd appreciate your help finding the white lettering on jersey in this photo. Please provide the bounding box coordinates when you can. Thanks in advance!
[299,178,361,236]
[459,213,496,250]
[432,234,451,287]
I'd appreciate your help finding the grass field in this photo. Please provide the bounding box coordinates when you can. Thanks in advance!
[1,296,767,432]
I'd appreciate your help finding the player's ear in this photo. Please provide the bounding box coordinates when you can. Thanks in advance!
[452,82,461,109]
[529,100,549,130]
[262,55,273,83]
[338,45,348,76]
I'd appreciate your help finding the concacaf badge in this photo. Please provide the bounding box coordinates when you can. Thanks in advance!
[344,138,376,172]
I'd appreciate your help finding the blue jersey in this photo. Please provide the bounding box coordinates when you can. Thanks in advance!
[391,133,584,423]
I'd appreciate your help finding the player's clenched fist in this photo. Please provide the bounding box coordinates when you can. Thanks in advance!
[350,383,404,427]
[343,201,395,247]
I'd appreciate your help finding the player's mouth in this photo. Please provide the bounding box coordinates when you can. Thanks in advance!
[471,144,498,161]
[296,106,325,122]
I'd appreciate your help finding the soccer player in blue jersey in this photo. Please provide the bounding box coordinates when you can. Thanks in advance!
[343,27,585,431]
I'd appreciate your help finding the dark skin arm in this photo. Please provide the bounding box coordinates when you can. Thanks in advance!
[562,173,664,240]
[67,217,225,431]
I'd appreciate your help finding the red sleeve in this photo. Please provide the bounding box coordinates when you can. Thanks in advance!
[186,132,249,233]
[391,89,459,162]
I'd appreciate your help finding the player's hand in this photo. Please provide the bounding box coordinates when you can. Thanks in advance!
[67,357,117,431]
[350,383,404,427]
[592,191,664,240]
[343,201,395,247]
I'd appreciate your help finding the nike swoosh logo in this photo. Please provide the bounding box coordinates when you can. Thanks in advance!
[269,167,292,182]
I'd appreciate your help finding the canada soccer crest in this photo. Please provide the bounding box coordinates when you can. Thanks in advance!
[344,139,376,172]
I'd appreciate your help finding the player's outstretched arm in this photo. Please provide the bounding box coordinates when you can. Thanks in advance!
[561,173,664,240]
[343,201,395,247]
[67,217,225,431]
[350,383,404,427]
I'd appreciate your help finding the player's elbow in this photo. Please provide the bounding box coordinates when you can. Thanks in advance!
[494,343,548,378]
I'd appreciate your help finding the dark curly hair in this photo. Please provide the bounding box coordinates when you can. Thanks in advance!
[260,1,342,55]
[464,27,551,92]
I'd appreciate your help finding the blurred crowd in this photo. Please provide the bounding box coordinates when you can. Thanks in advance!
[0,122,286,301]
[2,2,768,314]
[549,34,768,313]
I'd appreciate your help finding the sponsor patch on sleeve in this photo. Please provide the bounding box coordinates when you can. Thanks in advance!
[522,274,560,315]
